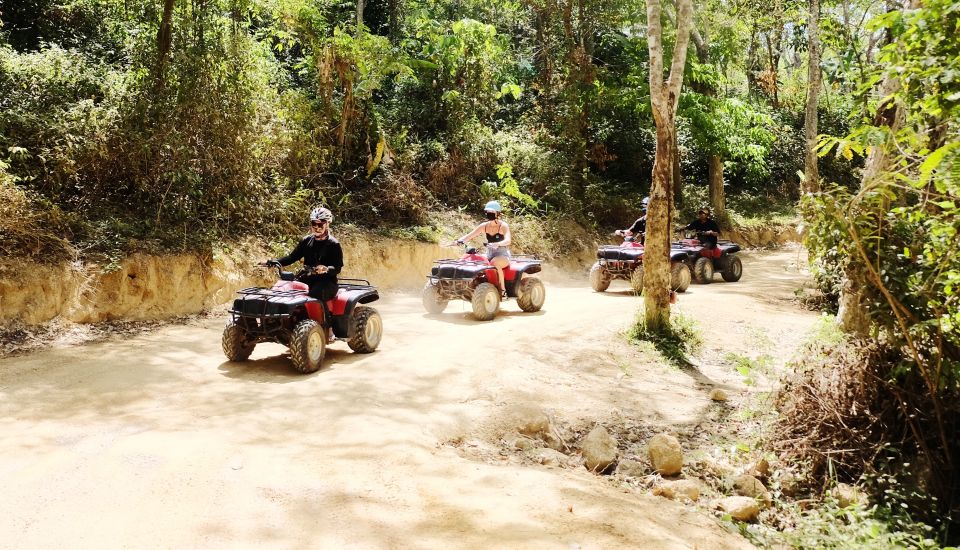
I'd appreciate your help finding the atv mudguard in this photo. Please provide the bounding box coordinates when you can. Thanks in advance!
[329,279,379,338]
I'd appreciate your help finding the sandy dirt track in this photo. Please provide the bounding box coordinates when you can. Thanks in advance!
[0,247,817,549]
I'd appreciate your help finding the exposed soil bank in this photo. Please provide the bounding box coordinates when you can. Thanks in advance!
[0,224,799,328]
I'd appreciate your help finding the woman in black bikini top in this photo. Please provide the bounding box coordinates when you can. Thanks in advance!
[454,200,513,296]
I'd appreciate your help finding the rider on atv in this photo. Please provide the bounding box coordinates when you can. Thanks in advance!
[616,196,649,243]
[682,207,721,251]
[455,200,512,298]
[260,206,344,341]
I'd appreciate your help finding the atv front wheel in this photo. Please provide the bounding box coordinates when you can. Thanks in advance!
[630,265,645,293]
[589,262,611,292]
[517,277,546,312]
[721,256,743,282]
[693,257,714,284]
[471,282,501,321]
[222,320,255,361]
[348,306,382,353]
[671,261,692,292]
[290,319,326,373]
[421,282,448,314]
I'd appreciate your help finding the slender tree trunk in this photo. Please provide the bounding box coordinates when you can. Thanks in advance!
[673,131,683,206]
[708,154,725,214]
[643,0,693,330]
[155,0,176,90]
[837,60,904,336]
[691,25,726,215]
[803,0,822,193]
[388,0,399,42]
[356,0,365,31]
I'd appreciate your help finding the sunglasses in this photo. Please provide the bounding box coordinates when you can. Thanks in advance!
[311,220,329,227]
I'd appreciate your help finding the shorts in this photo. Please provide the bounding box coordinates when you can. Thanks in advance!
[486,246,511,262]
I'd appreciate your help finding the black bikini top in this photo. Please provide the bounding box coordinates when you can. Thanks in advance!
[486,221,505,243]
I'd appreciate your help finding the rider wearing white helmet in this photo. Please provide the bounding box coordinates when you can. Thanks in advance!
[455,200,513,298]
[263,206,344,303]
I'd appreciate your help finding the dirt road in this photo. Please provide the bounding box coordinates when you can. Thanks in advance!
[0,247,817,549]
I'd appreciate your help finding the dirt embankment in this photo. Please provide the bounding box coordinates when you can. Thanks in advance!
[0,224,800,328]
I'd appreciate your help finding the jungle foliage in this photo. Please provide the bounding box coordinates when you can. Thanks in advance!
[1,0,847,260]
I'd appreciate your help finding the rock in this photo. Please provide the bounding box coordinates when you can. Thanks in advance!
[511,436,537,451]
[778,472,802,497]
[542,430,566,452]
[647,433,683,476]
[652,479,700,502]
[733,474,771,507]
[717,496,761,522]
[528,448,568,467]
[709,388,729,402]
[701,457,736,478]
[831,483,864,508]
[615,458,646,478]
[516,407,552,437]
[744,457,770,479]
[581,426,619,473]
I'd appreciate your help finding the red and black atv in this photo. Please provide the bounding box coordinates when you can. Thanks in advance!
[589,232,692,293]
[422,245,546,321]
[222,264,383,374]
[672,231,743,284]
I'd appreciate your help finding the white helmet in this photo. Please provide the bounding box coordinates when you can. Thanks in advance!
[310,206,333,222]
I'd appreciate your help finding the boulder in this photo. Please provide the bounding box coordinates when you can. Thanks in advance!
[647,433,683,476]
[528,448,569,467]
[717,496,760,522]
[744,457,770,479]
[709,388,729,402]
[652,479,700,502]
[511,436,537,451]
[516,408,552,437]
[733,474,771,507]
[831,483,864,508]
[581,426,618,473]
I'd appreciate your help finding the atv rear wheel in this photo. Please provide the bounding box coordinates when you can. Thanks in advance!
[589,262,611,292]
[630,265,645,293]
[517,276,546,312]
[693,257,714,284]
[348,306,382,353]
[421,282,448,314]
[721,256,743,282]
[290,319,325,373]
[471,282,501,321]
[222,320,255,361]
[671,261,692,292]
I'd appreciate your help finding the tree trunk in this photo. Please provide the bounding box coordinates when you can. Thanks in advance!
[155,0,175,90]
[803,0,822,193]
[643,0,693,331]
[708,154,725,214]
[388,0,399,42]
[356,0,365,31]
[673,131,683,206]
[837,46,905,336]
[645,123,675,330]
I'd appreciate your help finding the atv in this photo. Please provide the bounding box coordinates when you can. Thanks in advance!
[672,230,743,284]
[589,232,692,293]
[222,264,383,374]
[422,245,546,321]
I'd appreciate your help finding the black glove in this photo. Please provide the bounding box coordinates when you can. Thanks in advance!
[265,259,281,267]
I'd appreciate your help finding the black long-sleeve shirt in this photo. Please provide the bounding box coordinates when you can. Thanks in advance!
[683,219,721,234]
[627,216,646,235]
[277,234,343,284]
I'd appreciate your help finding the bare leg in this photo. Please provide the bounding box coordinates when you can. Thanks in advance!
[491,256,509,295]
